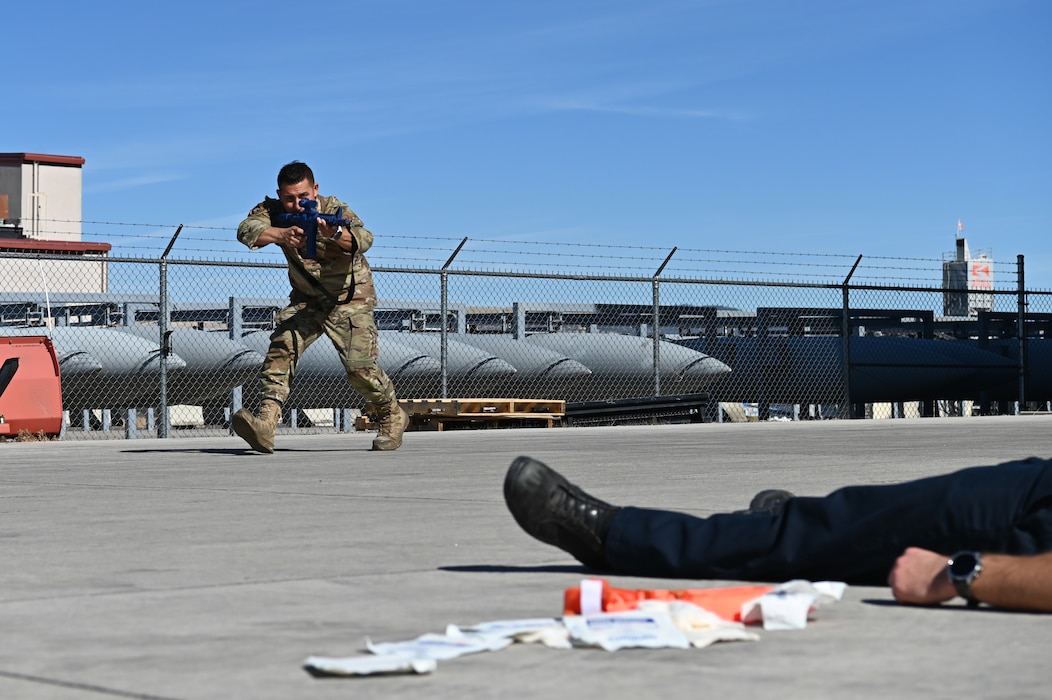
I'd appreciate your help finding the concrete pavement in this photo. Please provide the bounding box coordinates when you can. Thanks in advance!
[2,416,1051,699]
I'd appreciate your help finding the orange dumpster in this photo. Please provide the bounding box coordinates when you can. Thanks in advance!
[0,336,64,437]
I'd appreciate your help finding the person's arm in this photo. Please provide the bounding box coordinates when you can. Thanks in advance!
[237,200,305,251]
[250,225,305,249]
[317,196,370,255]
[888,546,1052,612]
[316,218,357,255]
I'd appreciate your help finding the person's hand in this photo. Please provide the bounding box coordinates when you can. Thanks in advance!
[888,546,957,605]
[282,225,305,247]
[317,219,340,240]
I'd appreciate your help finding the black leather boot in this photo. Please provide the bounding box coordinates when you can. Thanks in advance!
[503,456,620,569]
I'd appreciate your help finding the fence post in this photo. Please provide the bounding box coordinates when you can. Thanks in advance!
[511,302,525,340]
[1018,254,1027,411]
[840,255,862,419]
[652,248,677,396]
[158,258,171,438]
[228,297,244,424]
[157,225,183,438]
[440,238,468,399]
[122,303,140,439]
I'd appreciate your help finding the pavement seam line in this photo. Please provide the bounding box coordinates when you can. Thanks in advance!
[0,669,183,700]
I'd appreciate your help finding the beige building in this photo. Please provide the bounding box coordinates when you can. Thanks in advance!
[0,153,110,294]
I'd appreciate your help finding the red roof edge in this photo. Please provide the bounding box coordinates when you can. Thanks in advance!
[0,153,86,167]
[0,238,110,253]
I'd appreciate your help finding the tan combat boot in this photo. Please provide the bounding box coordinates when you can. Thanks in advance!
[372,401,409,451]
[232,399,282,454]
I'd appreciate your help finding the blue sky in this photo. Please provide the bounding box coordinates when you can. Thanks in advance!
[7,0,1051,288]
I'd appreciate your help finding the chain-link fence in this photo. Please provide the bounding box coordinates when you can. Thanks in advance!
[2,227,1050,440]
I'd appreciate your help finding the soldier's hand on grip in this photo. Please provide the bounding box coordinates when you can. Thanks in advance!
[284,226,305,247]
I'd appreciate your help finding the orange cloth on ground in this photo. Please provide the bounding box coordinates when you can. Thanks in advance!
[564,580,775,622]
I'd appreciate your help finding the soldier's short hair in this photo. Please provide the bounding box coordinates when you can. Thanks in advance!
[277,161,315,187]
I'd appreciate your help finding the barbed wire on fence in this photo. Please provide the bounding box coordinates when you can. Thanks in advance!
[14,217,1026,289]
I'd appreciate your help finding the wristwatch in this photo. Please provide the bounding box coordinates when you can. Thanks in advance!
[330,225,343,241]
[947,551,983,607]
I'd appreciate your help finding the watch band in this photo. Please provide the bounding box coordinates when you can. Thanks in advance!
[331,226,343,241]
[947,551,982,607]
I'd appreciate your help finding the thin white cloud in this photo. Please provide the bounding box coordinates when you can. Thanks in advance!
[537,99,751,121]
[83,173,186,194]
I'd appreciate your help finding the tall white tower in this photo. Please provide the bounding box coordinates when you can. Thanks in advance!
[942,220,993,317]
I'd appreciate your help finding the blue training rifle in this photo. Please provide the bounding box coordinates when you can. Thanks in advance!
[271,199,352,259]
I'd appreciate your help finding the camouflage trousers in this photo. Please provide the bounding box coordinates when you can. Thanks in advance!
[258,300,396,406]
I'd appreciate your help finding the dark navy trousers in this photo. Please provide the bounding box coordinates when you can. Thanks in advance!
[603,457,1052,584]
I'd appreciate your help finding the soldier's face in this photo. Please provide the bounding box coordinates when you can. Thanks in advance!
[276,179,319,213]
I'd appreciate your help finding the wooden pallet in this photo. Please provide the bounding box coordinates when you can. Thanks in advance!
[357,398,565,432]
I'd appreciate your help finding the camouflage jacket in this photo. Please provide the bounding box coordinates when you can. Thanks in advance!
[237,194,377,307]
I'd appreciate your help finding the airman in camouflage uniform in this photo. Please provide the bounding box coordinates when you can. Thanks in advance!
[232,161,407,453]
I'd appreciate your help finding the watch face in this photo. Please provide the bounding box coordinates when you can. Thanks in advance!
[950,552,979,577]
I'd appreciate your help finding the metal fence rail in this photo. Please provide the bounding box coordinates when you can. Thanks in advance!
[2,241,1049,440]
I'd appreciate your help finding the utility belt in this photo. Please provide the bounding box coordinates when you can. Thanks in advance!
[289,286,354,310]
[288,252,356,311]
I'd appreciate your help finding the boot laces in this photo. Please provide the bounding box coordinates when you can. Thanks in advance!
[377,405,400,433]
[551,484,604,525]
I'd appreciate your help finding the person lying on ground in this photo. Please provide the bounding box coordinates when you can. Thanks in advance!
[503,456,1052,612]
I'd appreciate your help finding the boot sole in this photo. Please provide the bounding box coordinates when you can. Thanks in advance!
[371,407,409,451]
[503,456,611,569]
[503,456,561,541]
[232,411,274,454]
